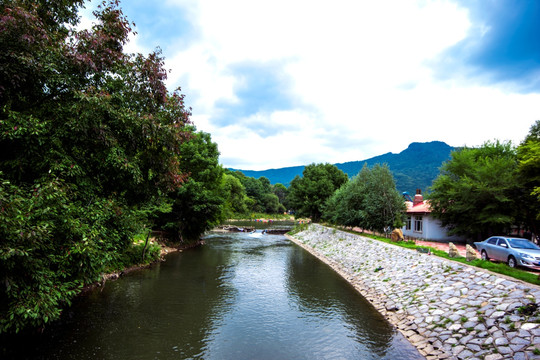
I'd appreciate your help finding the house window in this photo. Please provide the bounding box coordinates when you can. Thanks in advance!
[414,215,423,233]
[405,216,411,230]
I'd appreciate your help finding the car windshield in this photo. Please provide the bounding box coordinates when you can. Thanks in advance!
[508,239,540,250]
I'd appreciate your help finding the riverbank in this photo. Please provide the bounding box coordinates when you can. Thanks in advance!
[287,224,540,360]
[82,239,202,294]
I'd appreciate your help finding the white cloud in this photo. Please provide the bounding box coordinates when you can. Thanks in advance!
[81,0,540,170]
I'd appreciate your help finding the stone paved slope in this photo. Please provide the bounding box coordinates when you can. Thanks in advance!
[288,224,540,360]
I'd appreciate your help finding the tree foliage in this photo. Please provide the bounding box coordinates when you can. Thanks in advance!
[156,130,225,244]
[428,141,519,241]
[223,171,286,215]
[517,120,540,232]
[287,163,348,221]
[323,164,405,232]
[0,0,192,333]
[221,173,249,216]
[273,183,288,205]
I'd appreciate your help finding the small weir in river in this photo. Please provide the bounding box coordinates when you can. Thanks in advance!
[3,223,423,359]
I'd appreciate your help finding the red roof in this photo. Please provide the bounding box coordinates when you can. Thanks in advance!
[405,200,431,214]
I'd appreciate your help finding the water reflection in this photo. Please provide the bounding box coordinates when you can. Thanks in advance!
[286,247,413,359]
[1,229,422,360]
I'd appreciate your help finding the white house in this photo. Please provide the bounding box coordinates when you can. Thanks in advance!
[401,190,467,242]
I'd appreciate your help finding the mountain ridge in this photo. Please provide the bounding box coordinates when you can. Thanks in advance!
[231,141,455,194]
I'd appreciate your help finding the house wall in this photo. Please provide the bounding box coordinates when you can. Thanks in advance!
[402,214,467,242]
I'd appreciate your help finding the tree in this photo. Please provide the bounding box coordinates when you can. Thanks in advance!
[428,141,519,241]
[221,174,248,216]
[517,120,540,235]
[261,193,285,214]
[157,130,225,244]
[226,171,287,214]
[287,163,348,221]
[361,164,406,231]
[323,184,353,225]
[272,183,288,210]
[258,176,272,194]
[323,164,405,232]
[0,0,191,333]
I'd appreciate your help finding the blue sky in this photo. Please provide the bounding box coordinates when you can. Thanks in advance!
[80,0,540,170]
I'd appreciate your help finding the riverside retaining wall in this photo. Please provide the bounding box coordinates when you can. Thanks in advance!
[287,224,540,360]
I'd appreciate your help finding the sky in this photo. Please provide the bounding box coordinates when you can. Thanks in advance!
[80,0,540,170]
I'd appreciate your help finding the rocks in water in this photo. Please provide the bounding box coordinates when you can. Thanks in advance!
[262,229,289,235]
[222,226,255,233]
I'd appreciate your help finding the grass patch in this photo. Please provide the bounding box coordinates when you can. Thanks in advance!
[288,222,310,235]
[105,236,162,273]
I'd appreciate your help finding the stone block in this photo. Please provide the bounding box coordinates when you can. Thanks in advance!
[484,354,503,360]
[448,242,460,258]
[496,346,512,355]
[390,228,404,242]
[522,323,539,331]
[457,349,474,359]
[511,337,531,345]
[466,244,478,261]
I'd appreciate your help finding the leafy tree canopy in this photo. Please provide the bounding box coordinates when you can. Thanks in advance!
[428,141,519,241]
[287,163,348,221]
[156,129,225,244]
[0,0,191,333]
[224,170,286,215]
[517,120,540,231]
[323,164,405,232]
[273,183,288,207]
[221,173,248,216]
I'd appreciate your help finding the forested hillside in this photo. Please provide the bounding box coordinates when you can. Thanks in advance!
[234,141,454,193]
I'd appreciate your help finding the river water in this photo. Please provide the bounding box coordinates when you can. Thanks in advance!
[3,228,423,360]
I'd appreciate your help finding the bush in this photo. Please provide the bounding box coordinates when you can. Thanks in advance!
[115,241,162,270]
[0,174,145,333]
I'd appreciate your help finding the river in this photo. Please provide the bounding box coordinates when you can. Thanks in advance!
[2,227,423,359]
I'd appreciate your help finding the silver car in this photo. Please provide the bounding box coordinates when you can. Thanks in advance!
[474,236,540,269]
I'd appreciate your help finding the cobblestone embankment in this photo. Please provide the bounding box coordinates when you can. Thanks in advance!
[287,224,540,360]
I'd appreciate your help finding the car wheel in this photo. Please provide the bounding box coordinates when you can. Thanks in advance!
[481,250,489,261]
[508,256,517,268]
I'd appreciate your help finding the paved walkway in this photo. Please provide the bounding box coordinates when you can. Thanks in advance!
[289,224,540,360]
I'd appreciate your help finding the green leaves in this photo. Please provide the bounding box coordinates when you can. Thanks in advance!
[287,163,348,222]
[155,130,225,244]
[517,120,540,228]
[323,164,405,232]
[428,141,522,240]
[0,0,193,333]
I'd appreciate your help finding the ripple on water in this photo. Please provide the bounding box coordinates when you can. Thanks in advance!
[1,230,423,360]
